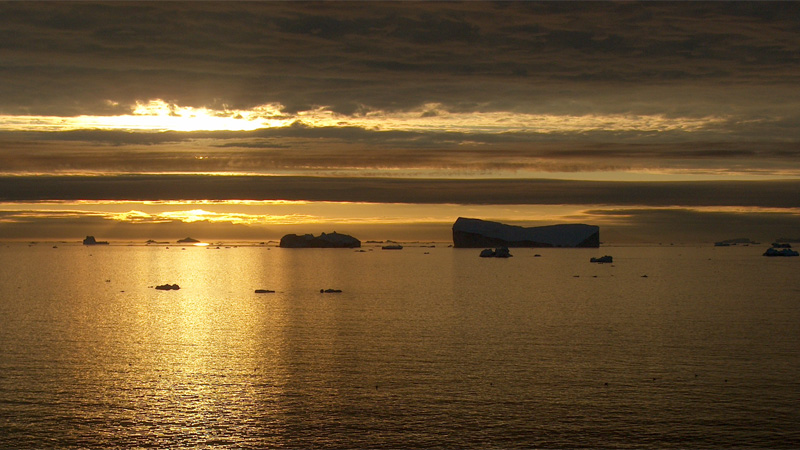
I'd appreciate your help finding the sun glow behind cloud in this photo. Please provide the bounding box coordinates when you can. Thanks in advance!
[0,99,725,134]
[0,100,291,132]
[141,208,320,226]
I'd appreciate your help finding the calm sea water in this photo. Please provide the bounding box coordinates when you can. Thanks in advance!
[0,243,798,448]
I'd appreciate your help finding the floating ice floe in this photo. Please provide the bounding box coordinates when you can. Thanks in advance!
[83,235,109,245]
[280,232,360,248]
[590,255,613,263]
[763,247,799,257]
[479,247,512,258]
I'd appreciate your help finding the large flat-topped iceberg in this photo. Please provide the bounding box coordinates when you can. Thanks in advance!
[453,217,599,248]
[280,231,361,248]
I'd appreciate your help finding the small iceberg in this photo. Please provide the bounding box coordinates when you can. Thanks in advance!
[590,255,613,263]
[763,247,799,257]
[155,284,181,290]
[320,289,342,293]
[280,232,360,248]
[381,244,403,250]
[479,247,512,258]
[177,237,200,243]
[254,289,275,293]
[714,238,758,246]
[83,236,109,245]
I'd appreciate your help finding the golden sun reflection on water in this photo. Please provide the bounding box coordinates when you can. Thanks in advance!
[3,244,800,447]
[114,246,295,443]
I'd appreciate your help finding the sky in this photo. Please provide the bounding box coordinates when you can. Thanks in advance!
[1,1,799,243]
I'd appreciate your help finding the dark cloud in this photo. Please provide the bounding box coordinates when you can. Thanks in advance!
[0,1,798,122]
[2,127,799,176]
[1,175,799,210]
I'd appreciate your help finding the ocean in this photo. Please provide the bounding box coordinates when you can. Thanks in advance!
[0,243,798,448]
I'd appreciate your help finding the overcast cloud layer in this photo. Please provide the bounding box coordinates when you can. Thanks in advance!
[2,2,799,118]
[1,2,799,240]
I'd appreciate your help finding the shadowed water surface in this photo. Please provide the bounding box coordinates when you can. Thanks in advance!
[0,244,798,448]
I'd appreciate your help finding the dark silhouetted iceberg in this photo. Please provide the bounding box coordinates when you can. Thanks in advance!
[479,248,495,257]
[763,247,799,257]
[479,247,512,258]
[452,217,599,248]
[83,236,109,245]
[280,232,361,248]
[714,238,757,246]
